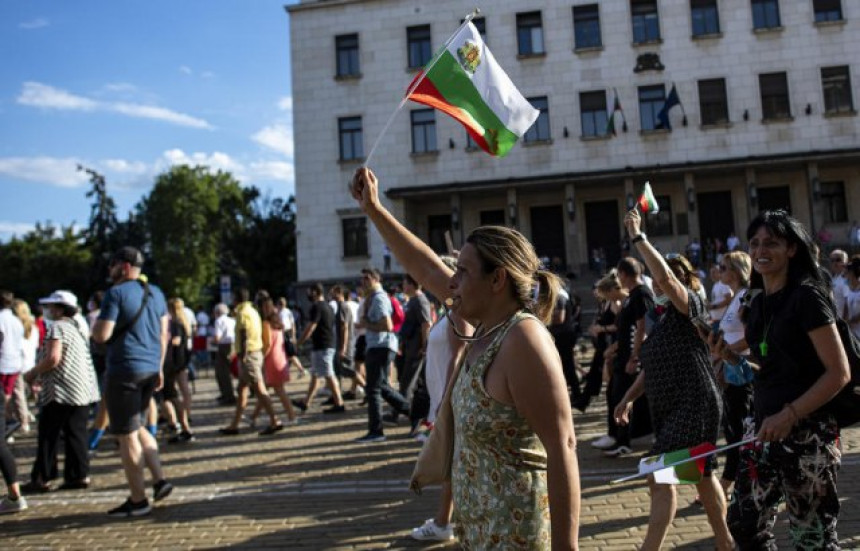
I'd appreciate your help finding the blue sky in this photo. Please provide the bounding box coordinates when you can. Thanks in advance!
[0,1,299,240]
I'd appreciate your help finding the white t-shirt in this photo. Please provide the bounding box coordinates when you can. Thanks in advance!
[709,281,733,322]
[846,286,860,340]
[213,314,236,345]
[718,289,749,354]
[21,328,39,373]
[832,275,849,320]
[279,307,294,333]
[196,311,210,337]
[0,308,26,374]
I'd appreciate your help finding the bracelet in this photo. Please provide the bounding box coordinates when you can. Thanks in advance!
[784,402,801,423]
[631,233,646,244]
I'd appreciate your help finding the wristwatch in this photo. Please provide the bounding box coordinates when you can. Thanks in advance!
[631,233,647,244]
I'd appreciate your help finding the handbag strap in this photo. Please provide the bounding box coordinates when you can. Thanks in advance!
[106,279,151,345]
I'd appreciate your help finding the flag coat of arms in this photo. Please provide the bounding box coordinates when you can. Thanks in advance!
[407,22,539,157]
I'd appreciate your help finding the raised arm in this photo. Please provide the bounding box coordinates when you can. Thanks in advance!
[351,167,453,300]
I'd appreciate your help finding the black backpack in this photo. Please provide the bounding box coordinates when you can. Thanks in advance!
[827,315,860,428]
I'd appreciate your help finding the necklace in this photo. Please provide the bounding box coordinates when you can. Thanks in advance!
[444,308,515,343]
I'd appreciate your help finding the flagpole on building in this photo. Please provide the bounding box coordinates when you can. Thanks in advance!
[609,437,757,485]
[672,82,688,127]
[614,87,628,132]
[362,8,481,168]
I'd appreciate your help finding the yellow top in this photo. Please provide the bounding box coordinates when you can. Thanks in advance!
[234,301,263,353]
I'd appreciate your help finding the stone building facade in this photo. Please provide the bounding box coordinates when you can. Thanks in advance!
[288,0,859,282]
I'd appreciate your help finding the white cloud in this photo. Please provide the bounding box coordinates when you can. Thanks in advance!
[277,96,293,112]
[101,159,149,175]
[16,81,213,130]
[251,123,293,158]
[0,156,89,188]
[0,221,36,239]
[179,65,193,75]
[18,82,97,111]
[19,18,49,30]
[160,149,244,175]
[200,71,215,79]
[249,160,294,183]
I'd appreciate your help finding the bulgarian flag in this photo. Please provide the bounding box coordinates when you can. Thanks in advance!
[406,22,539,157]
[637,181,659,214]
[639,442,716,485]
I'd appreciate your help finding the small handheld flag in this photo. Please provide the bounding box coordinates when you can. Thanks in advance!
[637,181,659,214]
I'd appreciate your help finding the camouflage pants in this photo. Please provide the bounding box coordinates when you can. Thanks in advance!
[728,415,841,550]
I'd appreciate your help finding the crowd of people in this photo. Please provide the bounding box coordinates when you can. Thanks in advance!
[0,170,857,548]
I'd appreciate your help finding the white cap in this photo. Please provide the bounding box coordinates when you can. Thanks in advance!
[39,290,79,309]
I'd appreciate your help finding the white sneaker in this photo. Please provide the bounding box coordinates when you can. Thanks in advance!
[411,518,454,541]
[0,495,28,515]
[590,435,617,450]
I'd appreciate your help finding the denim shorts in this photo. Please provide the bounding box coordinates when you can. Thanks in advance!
[310,348,335,378]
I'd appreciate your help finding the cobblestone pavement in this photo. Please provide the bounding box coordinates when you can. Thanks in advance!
[2,365,858,550]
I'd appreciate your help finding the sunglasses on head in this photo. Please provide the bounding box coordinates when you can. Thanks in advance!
[665,253,682,260]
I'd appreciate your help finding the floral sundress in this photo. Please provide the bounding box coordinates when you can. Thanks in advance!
[451,311,550,549]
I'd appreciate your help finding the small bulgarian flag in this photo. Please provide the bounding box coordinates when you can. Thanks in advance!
[637,181,660,214]
[406,22,539,157]
[639,442,716,485]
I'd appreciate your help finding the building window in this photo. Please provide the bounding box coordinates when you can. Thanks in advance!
[820,182,847,223]
[759,72,791,120]
[698,78,729,125]
[427,214,452,254]
[691,0,720,36]
[335,34,360,77]
[470,17,487,42]
[407,25,432,69]
[342,217,368,257]
[751,0,781,30]
[573,5,602,49]
[580,91,609,137]
[821,66,854,114]
[480,209,506,226]
[631,0,661,43]
[524,96,551,142]
[411,109,437,153]
[638,85,666,131]
[646,196,673,237]
[516,11,545,56]
[338,117,363,161]
[813,0,843,22]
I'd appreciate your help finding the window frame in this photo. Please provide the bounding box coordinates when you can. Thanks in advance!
[645,195,673,237]
[631,0,662,44]
[821,65,854,115]
[759,72,791,121]
[579,90,609,138]
[516,11,546,56]
[407,24,432,69]
[638,85,666,131]
[573,4,602,50]
[410,108,438,154]
[335,33,360,78]
[341,216,369,258]
[751,0,781,30]
[698,78,730,126]
[524,96,551,143]
[813,0,843,23]
[691,0,721,37]
[819,181,848,224]
[337,116,364,162]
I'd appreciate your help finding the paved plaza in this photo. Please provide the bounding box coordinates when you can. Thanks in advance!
[2,365,859,550]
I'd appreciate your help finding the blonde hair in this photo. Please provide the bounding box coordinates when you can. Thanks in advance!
[465,226,560,324]
[722,251,752,288]
[13,299,34,339]
[168,298,192,337]
[596,269,622,295]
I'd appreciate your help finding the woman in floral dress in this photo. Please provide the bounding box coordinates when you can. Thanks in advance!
[351,167,580,549]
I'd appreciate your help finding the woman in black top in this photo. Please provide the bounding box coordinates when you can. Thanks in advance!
[574,276,620,412]
[709,209,850,550]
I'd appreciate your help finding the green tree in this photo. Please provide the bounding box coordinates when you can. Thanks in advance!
[142,165,247,307]
[79,164,119,290]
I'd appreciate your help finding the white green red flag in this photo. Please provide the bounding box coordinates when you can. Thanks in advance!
[406,22,539,157]
[637,181,660,213]
[639,442,716,485]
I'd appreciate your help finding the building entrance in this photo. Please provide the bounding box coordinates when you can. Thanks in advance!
[758,186,792,213]
[697,191,735,244]
[530,205,566,271]
[585,200,621,273]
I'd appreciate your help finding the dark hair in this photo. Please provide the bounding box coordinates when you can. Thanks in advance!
[403,273,420,288]
[309,282,324,297]
[330,284,345,299]
[616,257,642,278]
[111,246,144,267]
[236,288,251,303]
[361,267,381,281]
[260,297,283,330]
[665,254,702,292]
[0,290,13,309]
[90,290,105,308]
[746,209,826,291]
[848,257,860,278]
[49,303,78,319]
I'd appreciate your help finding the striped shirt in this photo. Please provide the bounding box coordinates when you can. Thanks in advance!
[38,318,100,406]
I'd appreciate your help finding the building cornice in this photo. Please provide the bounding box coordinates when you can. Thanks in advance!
[286,0,371,14]
[386,147,860,199]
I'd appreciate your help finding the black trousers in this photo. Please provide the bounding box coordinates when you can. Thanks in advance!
[0,391,16,486]
[721,383,754,482]
[31,401,90,484]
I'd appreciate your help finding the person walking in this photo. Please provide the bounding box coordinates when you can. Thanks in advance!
[211,303,236,405]
[91,247,173,517]
[0,291,25,435]
[164,298,194,444]
[23,291,100,493]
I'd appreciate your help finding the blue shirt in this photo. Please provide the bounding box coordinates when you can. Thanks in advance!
[364,288,398,352]
[99,279,167,378]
